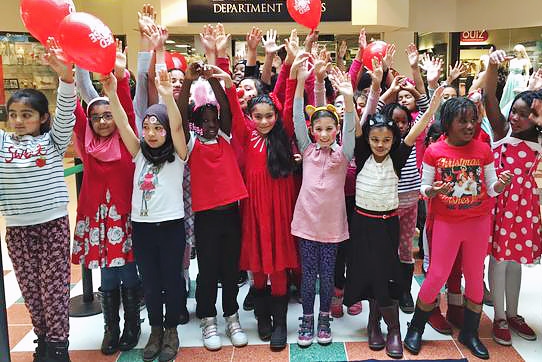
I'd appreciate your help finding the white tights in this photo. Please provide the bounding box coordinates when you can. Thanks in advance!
[488,256,521,320]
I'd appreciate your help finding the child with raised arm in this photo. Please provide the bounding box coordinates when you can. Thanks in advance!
[101,68,187,362]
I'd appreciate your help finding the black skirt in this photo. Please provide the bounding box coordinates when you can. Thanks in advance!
[343,210,404,306]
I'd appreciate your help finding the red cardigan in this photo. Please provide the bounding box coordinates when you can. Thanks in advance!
[74,76,137,216]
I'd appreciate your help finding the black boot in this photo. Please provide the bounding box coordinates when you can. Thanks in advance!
[399,263,415,314]
[32,335,46,362]
[45,341,70,362]
[118,284,141,351]
[379,303,403,359]
[253,287,272,341]
[270,294,288,350]
[99,287,121,355]
[458,301,489,360]
[367,300,385,351]
[404,300,434,355]
[243,285,256,311]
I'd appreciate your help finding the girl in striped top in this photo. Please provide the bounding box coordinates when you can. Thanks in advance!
[0,40,76,361]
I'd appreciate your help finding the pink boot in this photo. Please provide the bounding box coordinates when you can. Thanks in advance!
[331,288,344,318]
[347,301,363,316]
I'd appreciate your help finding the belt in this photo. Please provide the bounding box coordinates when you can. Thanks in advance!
[356,208,398,220]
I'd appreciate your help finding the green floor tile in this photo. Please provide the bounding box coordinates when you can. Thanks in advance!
[289,342,346,362]
[117,349,151,362]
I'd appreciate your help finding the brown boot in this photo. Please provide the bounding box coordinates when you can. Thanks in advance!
[158,327,179,362]
[379,304,403,359]
[367,300,385,350]
[143,326,163,362]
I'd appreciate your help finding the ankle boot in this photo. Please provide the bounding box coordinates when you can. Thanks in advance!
[159,327,179,362]
[118,284,141,351]
[33,335,46,362]
[404,299,435,355]
[143,326,163,362]
[399,263,415,314]
[428,305,453,335]
[243,285,256,311]
[379,303,403,359]
[458,301,489,360]
[367,300,385,350]
[253,287,272,341]
[270,294,288,350]
[45,341,70,362]
[99,287,121,355]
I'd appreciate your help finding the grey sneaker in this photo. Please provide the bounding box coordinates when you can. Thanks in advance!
[158,327,179,362]
[201,317,222,351]
[143,326,163,361]
[225,313,248,347]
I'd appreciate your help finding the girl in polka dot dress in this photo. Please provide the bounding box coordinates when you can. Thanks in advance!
[484,49,542,347]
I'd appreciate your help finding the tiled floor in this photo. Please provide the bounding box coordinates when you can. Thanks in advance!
[1,165,542,361]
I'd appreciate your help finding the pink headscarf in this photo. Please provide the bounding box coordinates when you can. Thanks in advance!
[84,97,121,162]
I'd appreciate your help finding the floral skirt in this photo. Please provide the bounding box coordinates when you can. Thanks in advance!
[71,190,134,269]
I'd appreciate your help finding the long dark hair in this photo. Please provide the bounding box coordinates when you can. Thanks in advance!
[440,97,477,135]
[7,89,51,134]
[248,95,294,178]
[380,103,413,131]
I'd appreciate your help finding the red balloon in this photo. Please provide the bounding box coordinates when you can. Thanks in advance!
[57,12,116,74]
[362,41,388,71]
[165,52,187,72]
[20,0,75,45]
[287,0,322,30]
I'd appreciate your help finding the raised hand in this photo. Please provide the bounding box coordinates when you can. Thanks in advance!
[185,62,203,81]
[489,49,511,66]
[246,27,262,51]
[303,29,319,52]
[114,39,127,79]
[358,28,367,50]
[527,68,542,91]
[100,73,117,97]
[291,52,313,81]
[155,69,173,98]
[428,86,445,113]
[314,56,331,83]
[205,64,233,88]
[337,40,348,59]
[382,43,396,70]
[43,37,72,83]
[405,43,419,68]
[262,29,284,54]
[420,54,443,85]
[200,24,216,54]
[330,66,353,98]
[389,75,406,92]
[138,3,156,37]
[284,28,300,64]
[447,61,466,83]
[368,57,384,85]
[215,23,231,58]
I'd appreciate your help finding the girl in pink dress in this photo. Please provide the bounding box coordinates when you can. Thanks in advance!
[485,49,542,346]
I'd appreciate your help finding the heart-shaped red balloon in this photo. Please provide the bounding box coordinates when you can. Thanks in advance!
[287,0,322,30]
[57,12,116,74]
[20,0,75,45]
[362,41,388,71]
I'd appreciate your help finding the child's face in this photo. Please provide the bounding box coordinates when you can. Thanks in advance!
[356,95,367,114]
[239,78,258,110]
[170,70,184,101]
[251,103,277,135]
[442,87,457,102]
[334,95,345,120]
[509,98,534,135]
[447,108,476,145]
[398,90,416,112]
[233,63,245,85]
[368,127,394,161]
[311,117,338,149]
[89,103,117,138]
[142,116,167,148]
[8,101,47,137]
[529,98,542,127]
[200,108,220,139]
[392,108,409,137]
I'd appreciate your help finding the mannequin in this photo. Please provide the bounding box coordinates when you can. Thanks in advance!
[499,44,531,109]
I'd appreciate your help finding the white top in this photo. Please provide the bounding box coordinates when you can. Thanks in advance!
[356,155,399,211]
[0,80,76,226]
[131,151,185,222]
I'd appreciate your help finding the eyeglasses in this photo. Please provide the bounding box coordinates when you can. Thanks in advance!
[89,112,114,123]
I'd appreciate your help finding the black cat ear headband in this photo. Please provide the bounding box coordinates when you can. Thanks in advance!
[368,116,394,127]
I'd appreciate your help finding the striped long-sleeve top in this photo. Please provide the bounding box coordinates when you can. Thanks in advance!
[0,80,76,226]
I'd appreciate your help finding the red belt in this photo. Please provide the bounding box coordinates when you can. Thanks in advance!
[356,209,398,220]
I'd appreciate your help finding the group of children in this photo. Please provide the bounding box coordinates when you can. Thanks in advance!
[2,5,542,362]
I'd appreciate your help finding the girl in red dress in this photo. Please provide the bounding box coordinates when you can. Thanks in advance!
[485,49,542,346]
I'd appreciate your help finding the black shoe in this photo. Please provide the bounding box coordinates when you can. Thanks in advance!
[190,246,196,259]
[270,294,288,350]
[458,304,489,360]
[253,287,272,341]
[237,270,248,287]
[45,341,70,362]
[32,335,46,362]
[399,292,415,314]
[99,287,121,355]
[118,284,141,351]
[243,286,256,311]
[179,305,190,325]
[404,302,434,355]
[399,263,415,314]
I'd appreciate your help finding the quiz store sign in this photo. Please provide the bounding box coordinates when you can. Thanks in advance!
[460,30,489,43]
[187,0,351,23]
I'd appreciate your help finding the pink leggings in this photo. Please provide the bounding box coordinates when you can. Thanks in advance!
[253,270,288,296]
[419,215,490,305]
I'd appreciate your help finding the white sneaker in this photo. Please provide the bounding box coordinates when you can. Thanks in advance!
[225,312,248,347]
[201,317,222,351]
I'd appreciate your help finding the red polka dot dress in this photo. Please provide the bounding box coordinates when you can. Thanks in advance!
[491,136,542,264]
